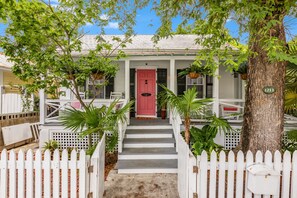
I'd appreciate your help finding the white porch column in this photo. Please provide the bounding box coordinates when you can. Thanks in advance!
[0,85,3,114]
[124,60,130,124]
[242,80,246,100]
[39,89,46,125]
[169,59,176,94]
[169,59,176,124]
[212,67,220,116]
[0,71,3,114]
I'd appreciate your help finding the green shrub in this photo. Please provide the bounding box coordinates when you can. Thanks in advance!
[189,115,233,156]
[283,129,297,152]
[190,125,223,156]
[43,140,59,153]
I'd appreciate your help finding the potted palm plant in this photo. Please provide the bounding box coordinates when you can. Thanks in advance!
[159,84,212,144]
[60,99,134,154]
[237,62,248,80]
[158,91,167,119]
[178,63,212,79]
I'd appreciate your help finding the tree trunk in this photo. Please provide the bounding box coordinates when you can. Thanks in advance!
[241,19,287,153]
[184,117,191,144]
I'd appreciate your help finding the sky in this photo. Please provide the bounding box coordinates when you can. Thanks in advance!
[1,3,297,44]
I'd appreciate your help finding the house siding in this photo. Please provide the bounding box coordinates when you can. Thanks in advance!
[219,67,236,99]
[3,71,25,93]
[3,71,24,85]
[0,70,3,85]
[114,61,125,94]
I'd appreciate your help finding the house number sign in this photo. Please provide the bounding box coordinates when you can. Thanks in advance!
[263,86,276,94]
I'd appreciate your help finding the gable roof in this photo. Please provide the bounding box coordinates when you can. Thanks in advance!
[78,34,203,56]
[0,53,13,70]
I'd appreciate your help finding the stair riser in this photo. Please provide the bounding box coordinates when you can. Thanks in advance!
[125,134,172,139]
[118,169,178,174]
[127,126,172,130]
[124,143,175,148]
[118,154,178,160]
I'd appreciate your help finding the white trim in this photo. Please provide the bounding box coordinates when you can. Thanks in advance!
[0,85,2,114]
[123,143,175,148]
[212,62,220,116]
[133,66,158,69]
[169,59,176,124]
[124,60,130,101]
[242,80,246,100]
[39,89,45,125]
[127,125,172,130]
[118,154,177,160]
[0,67,11,71]
[126,133,172,139]
[124,56,196,61]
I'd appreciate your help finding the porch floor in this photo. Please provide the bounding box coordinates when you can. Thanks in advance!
[130,118,170,126]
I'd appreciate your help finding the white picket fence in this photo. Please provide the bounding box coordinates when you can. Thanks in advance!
[0,134,105,198]
[177,134,297,198]
[177,132,197,198]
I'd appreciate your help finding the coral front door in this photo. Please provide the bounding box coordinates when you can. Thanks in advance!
[137,69,156,117]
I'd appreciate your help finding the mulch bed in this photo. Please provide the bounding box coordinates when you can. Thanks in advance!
[105,152,118,180]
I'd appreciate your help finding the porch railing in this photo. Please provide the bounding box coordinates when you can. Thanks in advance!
[117,100,128,153]
[218,99,245,122]
[218,99,297,124]
[171,109,182,152]
[41,99,127,124]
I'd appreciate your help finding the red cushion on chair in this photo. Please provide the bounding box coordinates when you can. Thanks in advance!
[223,107,238,111]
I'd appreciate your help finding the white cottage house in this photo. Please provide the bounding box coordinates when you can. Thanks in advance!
[38,35,297,173]
[40,35,245,121]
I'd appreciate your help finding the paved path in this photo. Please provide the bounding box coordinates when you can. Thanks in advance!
[104,170,179,198]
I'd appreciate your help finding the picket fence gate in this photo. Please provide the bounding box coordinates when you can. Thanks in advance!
[177,132,297,198]
[0,134,105,198]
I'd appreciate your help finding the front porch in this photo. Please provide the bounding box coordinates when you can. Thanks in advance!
[39,56,246,123]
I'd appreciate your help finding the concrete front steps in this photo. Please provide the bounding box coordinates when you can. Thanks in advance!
[117,128,178,174]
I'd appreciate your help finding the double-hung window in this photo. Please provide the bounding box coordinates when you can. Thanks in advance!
[177,69,213,98]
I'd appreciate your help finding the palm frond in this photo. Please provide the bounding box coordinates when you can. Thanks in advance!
[285,91,297,113]
[60,99,133,153]
[60,108,86,132]
[285,62,297,114]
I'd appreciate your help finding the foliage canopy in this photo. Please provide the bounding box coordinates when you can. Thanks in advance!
[0,0,139,105]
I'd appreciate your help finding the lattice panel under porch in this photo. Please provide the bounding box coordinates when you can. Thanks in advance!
[51,131,100,151]
[224,129,241,150]
[51,131,118,151]
[224,129,290,150]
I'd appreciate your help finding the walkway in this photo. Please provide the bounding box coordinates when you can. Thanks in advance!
[104,170,179,198]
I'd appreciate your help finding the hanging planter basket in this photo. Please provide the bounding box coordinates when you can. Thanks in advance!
[189,72,200,79]
[240,73,247,80]
[91,73,104,80]
[66,74,75,80]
